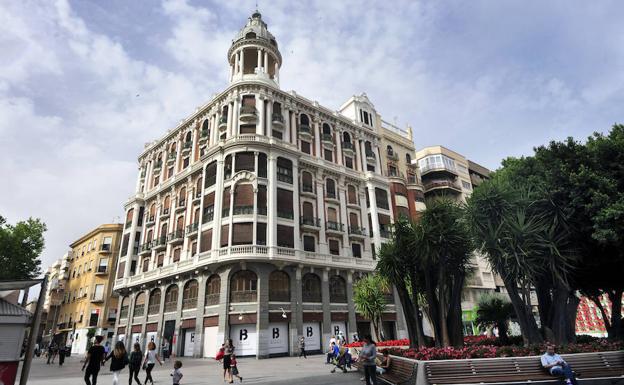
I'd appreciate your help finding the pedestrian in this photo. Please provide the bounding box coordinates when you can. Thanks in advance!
[142,341,163,385]
[105,341,129,385]
[326,341,339,364]
[170,360,183,385]
[330,347,348,373]
[58,345,66,366]
[162,339,170,361]
[298,336,307,359]
[376,350,391,375]
[128,343,143,385]
[222,339,235,383]
[359,335,377,385]
[230,354,243,383]
[541,343,578,385]
[82,335,106,385]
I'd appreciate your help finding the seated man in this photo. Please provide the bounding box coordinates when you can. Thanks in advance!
[541,344,578,385]
[326,342,339,364]
[376,350,391,375]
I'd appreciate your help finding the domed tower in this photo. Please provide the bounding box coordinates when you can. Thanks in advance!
[228,11,283,88]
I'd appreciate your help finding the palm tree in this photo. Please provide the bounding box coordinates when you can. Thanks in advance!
[353,274,387,341]
[475,293,515,345]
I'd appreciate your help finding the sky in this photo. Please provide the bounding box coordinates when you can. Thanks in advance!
[2,0,624,276]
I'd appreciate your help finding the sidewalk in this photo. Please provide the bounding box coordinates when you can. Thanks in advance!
[22,354,363,384]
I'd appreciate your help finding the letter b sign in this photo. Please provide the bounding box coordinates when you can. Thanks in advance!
[272,328,279,339]
[306,326,313,337]
[239,328,248,341]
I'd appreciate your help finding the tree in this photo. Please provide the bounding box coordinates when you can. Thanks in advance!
[475,293,515,345]
[353,274,387,341]
[0,215,47,280]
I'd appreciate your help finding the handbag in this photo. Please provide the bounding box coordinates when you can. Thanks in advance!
[232,366,239,375]
[142,363,147,370]
[215,349,224,361]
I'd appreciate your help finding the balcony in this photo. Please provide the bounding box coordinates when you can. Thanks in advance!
[192,191,202,203]
[257,207,267,216]
[218,115,228,131]
[199,129,209,145]
[175,200,186,212]
[380,228,393,239]
[167,152,176,165]
[186,222,199,235]
[348,226,367,238]
[233,205,254,215]
[95,265,108,275]
[91,294,105,303]
[326,221,344,233]
[420,163,458,177]
[153,161,163,174]
[301,184,315,196]
[277,173,293,184]
[222,208,230,217]
[146,215,155,226]
[202,211,214,223]
[181,141,192,156]
[167,230,185,244]
[342,142,355,155]
[366,150,376,164]
[230,290,257,303]
[277,210,294,220]
[325,190,338,201]
[423,179,462,194]
[205,293,220,306]
[239,105,257,122]
[322,133,334,148]
[300,217,320,229]
[153,236,167,251]
[139,242,153,256]
[298,124,312,139]
[387,151,399,161]
[272,113,284,128]
[160,207,170,220]
[119,307,129,319]
[99,244,112,254]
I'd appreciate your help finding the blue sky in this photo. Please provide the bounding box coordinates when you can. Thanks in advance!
[2,0,623,271]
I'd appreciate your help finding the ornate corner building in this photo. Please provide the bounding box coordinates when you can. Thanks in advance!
[112,11,428,358]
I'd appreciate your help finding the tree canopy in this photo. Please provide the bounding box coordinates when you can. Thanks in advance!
[0,215,47,280]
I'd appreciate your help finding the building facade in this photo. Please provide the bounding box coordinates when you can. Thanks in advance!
[57,224,122,354]
[112,11,422,359]
[42,253,70,344]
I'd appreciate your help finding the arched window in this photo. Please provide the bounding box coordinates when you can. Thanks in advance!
[146,229,153,242]
[120,296,130,318]
[300,114,310,127]
[178,187,186,207]
[258,153,267,177]
[182,280,198,310]
[301,172,313,193]
[302,202,314,221]
[342,131,351,143]
[149,203,156,220]
[329,276,347,303]
[205,275,221,306]
[201,119,209,137]
[134,292,146,316]
[405,153,411,164]
[230,270,257,303]
[387,145,394,156]
[148,289,161,315]
[196,177,203,197]
[365,141,373,152]
[326,178,336,199]
[205,161,217,187]
[302,273,322,302]
[347,185,357,205]
[269,271,290,302]
[245,31,256,39]
[164,284,178,312]
[185,131,192,144]
[322,123,332,135]
[163,196,171,212]
[176,216,184,232]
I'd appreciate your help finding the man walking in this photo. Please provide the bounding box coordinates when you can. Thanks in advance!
[82,335,106,385]
[541,343,578,385]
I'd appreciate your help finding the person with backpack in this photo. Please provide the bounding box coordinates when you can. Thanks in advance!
[105,341,129,385]
[128,343,143,385]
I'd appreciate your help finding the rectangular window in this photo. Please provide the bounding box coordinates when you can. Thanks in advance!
[173,248,181,262]
[220,224,229,247]
[157,254,164,267]
[352,243,362,258]
[117,261,125,278]
[240,124,256,134]
[345,157,353,169]
[303,235,315,252]
[462,180,472,190]
[276,225,294,248]
[232,223,253,245]
[329,239,340,255]
[200,229,212,252]
[93,284,104,301]
[183,157,190,169]
[120,234,130,256]
[301,141,311,154]
[256,222,267,245]
[272,130,282,140]
[324,149,333,162]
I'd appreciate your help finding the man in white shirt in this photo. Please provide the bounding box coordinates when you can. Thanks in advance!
[540,344,578,385]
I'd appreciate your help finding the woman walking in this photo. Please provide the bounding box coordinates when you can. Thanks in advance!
[298,336,306,359]
[360,335,377,385]
[222,339,235,383]
[142,341,163,385]
[104,341,129,385]
[128,343,143,385]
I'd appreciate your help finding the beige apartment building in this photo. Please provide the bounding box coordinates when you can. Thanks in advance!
[57,224,122,354]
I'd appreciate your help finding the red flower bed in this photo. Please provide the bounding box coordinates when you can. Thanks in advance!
[344,339,409,348]
[381,339,624,361]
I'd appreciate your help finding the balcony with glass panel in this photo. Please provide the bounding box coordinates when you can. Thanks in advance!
[218,115,228,131]
[342,141,355,156]
[272,113,284,129]
[181,141,192,156]
[239,105,258,122]
[167,230,185,244]
[326,221,344,234]
[366,149,376,164]
[298,124,312,139]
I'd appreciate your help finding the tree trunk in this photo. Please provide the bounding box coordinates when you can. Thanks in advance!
[424,271,442,347]
[408,273,426,347]
[415,305,427,347]
[503,275,542,345]
[535,278,553,331]
[550,285,571,345]
[396,282,421,348]
[590,294,613,337]
[446,274,465,347]
[497,321,509,345]
[608,289,623,341]
[565,293,580,343]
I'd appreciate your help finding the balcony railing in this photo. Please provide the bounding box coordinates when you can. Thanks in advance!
[153,236,167,250]
[239,105,257,121]
[202,211,214,223]
[133,304,144,317]
[299,124,312,137]
[230,291,257,303]
[349,226,367,236]
[119,307,129,319]
[272,113,284,126]
[257,207,267,216]
[146,215,155,225]
[125,220,132,229]
[164,301,177,313]
[277,211,294,219]
[326,221,344,232]
[186,222,199,234]
[366,150,376,160]
[161,207,170,217]
[167,230,185,243]
[342,142,354,151]
[218,115,228,129]
[100,244,112,253]
[91,294,105,303]
[233,205,254,215]
[300,217,320,227]
[424,179,462,192]
[167,152,176,164]
[95,265,108,274]
[277,173,293,184]
[148,303,160,315]
[182,141,192,154]
[153,161,163,171]
[182,297,198,310]
[326,190,337,200]
[222,208,230,217]
[205,293,220,306]
[301,184,314,193]
[322,133,334,143]
[387,151,399,161]
[140,242,153,254]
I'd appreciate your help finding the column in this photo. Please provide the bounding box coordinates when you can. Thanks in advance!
[190,122,198,163]
[275,62,279,84]
[346,271,358,342]
[112,294,125,342]
[226,101,234,138]
[257,48,262,71]
[293,162,300,249]
[174,137,182,172]
[290,111,297,145]
[266,98,273,137]
[366,182,382,252]
[267,155,277,249]
[256,265,271,358]
[313,119,321,158]
[227,186,234,247]
[156,283,167,355]
[315,179,328,254]
[182,179,194,259]
[123,202,142,279]
[359,189,373,259]
[335,129,343,166]
[234,51,240,75]
[211,158,225,252]
[284,107,291,144]
[229,62,233,82]
[140,288,150,345]
[338,186,350,256]
[359,140,367,172]
[264,51,268,74]
[289,266,303,356]
[216,267,233,345]
[321,268,331,345]
[240,49,245,77]
[173,278,186,356]
[232,97,240,136]
[135,165,143,193]
[375,142,382,174]
[353,139,361,172]
[193,274,206,357]
[196,163,208,254]
[257,96,265,135]
[252,153,259,244]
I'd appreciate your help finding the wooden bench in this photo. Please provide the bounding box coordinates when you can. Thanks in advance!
[423,351,624,385]
[353,355,418,385]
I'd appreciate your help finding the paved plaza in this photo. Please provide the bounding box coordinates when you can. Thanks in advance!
[20,354,363,385]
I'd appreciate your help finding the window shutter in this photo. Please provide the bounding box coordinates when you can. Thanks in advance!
[222,187,231,209]
[200,229,212,252]
[220,224,229,247]
[277,188,293,213]
[235,152,255,172]
[257,185,267,209]
[234,184,254,206]
[232,223,253,245]
[256,222,267,245]
[276,225,294,248]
